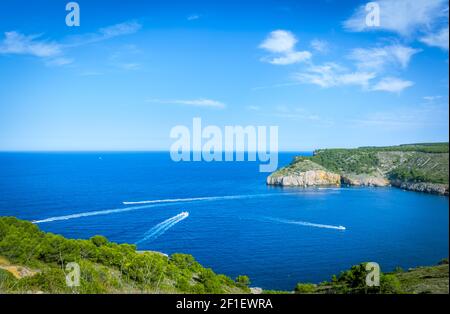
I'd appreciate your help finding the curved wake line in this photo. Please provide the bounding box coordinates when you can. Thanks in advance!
[122,193,297,205]
[32,191,336,225]
[135,212,189,244]
[265,217,346,231]
[32,193,278,224]
[32,203,172,224]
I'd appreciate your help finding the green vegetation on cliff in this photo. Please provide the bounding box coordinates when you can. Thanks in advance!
[278,143,449,185]
[290,259,449,294]
[0,217,249,294]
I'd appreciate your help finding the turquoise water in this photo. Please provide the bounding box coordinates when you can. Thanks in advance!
[0,152,448,290]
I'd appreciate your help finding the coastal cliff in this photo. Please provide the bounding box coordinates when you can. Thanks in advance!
[266,160,340,186]
[267,143,449,195]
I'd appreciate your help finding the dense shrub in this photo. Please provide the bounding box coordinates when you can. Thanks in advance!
[0,217,248,294]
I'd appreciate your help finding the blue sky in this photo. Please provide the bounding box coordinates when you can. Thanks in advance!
[0,0,448,151]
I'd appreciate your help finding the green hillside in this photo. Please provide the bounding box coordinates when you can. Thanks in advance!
[289,260,449,294]
[271,143,449,189]
[304,143,449,183]
[0,217,250,294]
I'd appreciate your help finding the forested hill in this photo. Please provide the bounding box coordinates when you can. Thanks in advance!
[0,217,250,294]
[268,143,449,195]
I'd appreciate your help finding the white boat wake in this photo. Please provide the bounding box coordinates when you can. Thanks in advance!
[32,203,169,224]
[264,217,346,231]
[135,212,189,244]
[122,193,280,205]
[32,193,276,224]
[32,192,338,225]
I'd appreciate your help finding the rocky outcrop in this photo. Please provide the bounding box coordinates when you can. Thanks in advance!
[267,170,341,187]
[267,144,449,195]
[341,174,390,187]
[390,180,449,196]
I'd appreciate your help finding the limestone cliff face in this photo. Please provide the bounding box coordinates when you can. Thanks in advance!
[267,170,341,187]
[390,180,449,196]
[267,144,449,195]
[341,174,390,187]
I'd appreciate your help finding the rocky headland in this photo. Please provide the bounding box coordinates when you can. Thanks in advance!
[267,143,449,195]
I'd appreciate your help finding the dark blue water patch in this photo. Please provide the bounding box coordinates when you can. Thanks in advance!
[0,152,448,290]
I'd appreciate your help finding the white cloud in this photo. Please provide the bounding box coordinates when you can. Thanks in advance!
[371,77,414,93]
[351,104,449,129]
[294,62,376,88]
[64,21,142,47]
[108,45,142,71]
[0,21,142,67]
[294,63,415,93]
[344,0,448,37]
[349,44,421,72]
[310,39,329,53]
[246,105,261,111]
[100,21,141,38]
[423,95,443,102]
[148,98,226,109]
[420,26,449,50]
[270,106,334,126]
[0,31,61,57]
[187,14,200,21]
[259,30,311,65]
[259,30,297,53]
[265,51,312,65]
[45,57,74,67]
[116,62,141,71]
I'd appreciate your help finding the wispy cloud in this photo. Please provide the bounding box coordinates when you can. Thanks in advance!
[420,26,449,50]
[344,0,449,51]
[0,31,61,57]
[108,44,142,71]
[246,105,261,111]
[294,62,376,88]
[343,0,448,37]
[115,63,141,71]
[423,95,443,102]
[371,77,414,93]
[259,30,311,65]
[271,106,334,127]
[310,39,329,53]
[148,98,226,109]
[64,21,142,47]
[0,21,142,67]
[45,57,74,67]
[348,44,421,72]
[350,104,448,129]
[187,14,200,21]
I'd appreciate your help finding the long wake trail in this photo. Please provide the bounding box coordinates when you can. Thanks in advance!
[32,193,288,224]
[135,212,189,244]
[264,217,346,231]
[122,193,284,205]
[32,203,171,224]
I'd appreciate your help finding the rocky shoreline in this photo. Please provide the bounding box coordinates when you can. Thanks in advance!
[390,179,449,195]
[267,169,449,196]
[266,170,340,187]
[266,143,449,196]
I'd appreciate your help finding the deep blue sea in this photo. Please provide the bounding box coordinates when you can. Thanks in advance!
[0,152,448,290]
